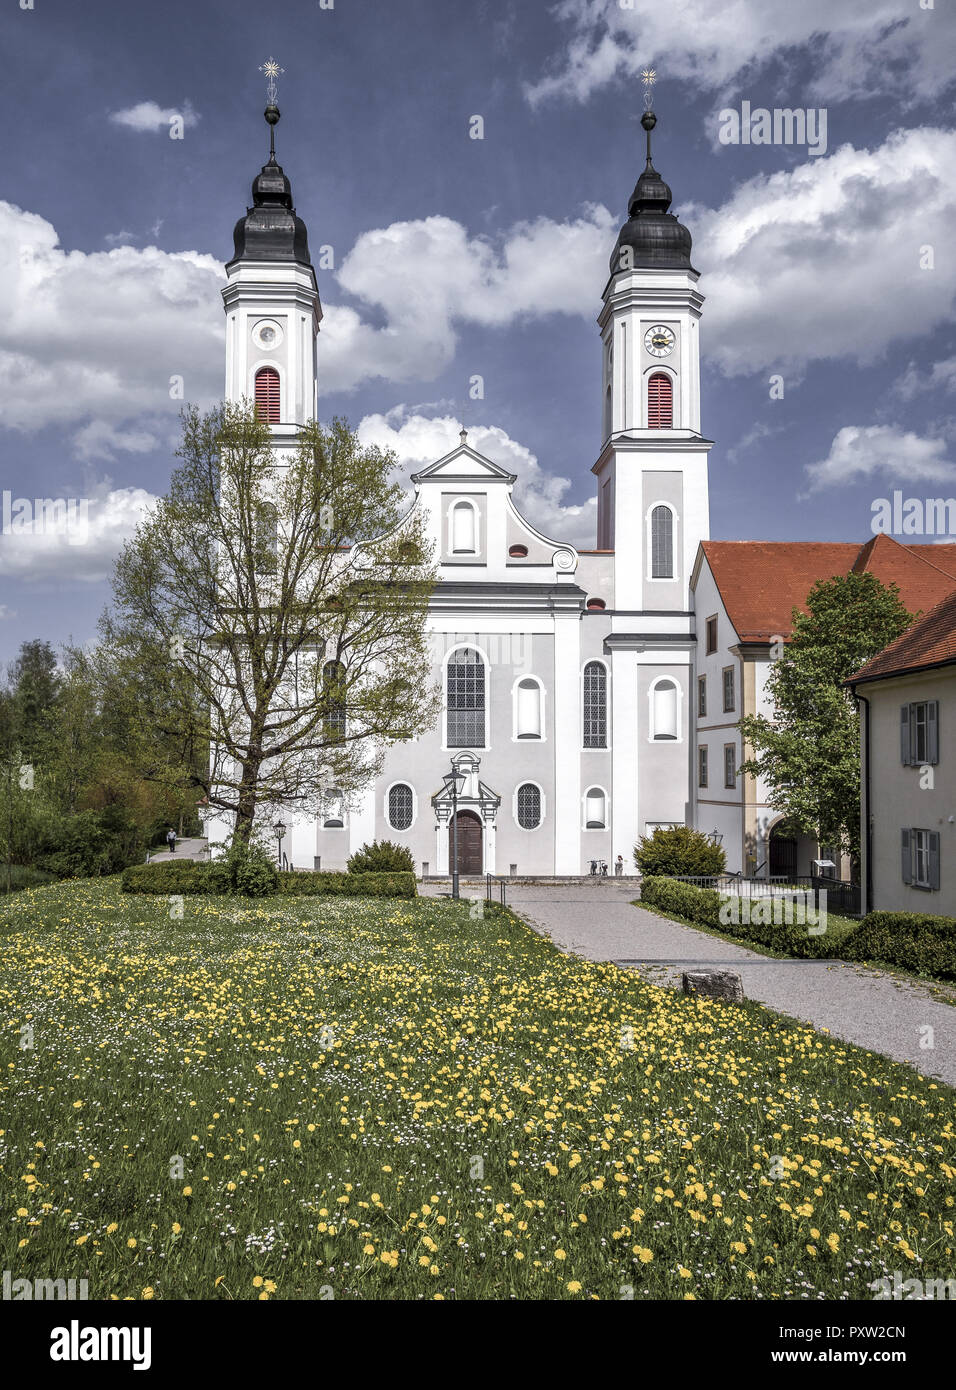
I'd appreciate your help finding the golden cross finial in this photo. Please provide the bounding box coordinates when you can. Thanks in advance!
[642,67,657,111]
[259,58,284,106]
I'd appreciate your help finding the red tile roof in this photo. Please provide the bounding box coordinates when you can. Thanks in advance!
[848,586,956,683]
[700,536,956,643]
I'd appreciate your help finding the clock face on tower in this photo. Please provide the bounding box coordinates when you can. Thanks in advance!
[644,324,676,357]
[253,319,284,350]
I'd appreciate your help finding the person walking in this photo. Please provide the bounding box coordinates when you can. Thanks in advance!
[615,855,624,877]
[166,826,177,855]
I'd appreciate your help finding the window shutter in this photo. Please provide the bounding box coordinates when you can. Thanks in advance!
[900,705,911,765]
[901,828,912,883]
[928,701,939,764]
[254,367,280,423]
[929,831,941,891]
[647,373,673,428]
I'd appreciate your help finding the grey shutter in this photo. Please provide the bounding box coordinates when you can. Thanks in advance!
[929,831,941,891]
[901,828,912,883]
[900,705,911,764]
[928,701,939,764]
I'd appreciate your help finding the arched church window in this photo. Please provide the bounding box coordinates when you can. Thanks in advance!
[604,383,612,439]
[451,500,477,554]
[387,783,414,831]
[584,787,607,829]
[651,677,679,740]
[650,504,674,578]
[583,661,607,748]
[515,678,543,739]
[447,647,486,748]
[516,783,542,830]
[647,372,672,428]
[322,659,346,743]
[323,788,345,828]
[255,367,280,423]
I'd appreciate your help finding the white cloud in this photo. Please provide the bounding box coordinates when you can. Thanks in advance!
[326,207,617,393]
[804,425,956,494]
[0,604,15,620]
[691,128,956,377]
[109,100,199,133]
[73,419,169,462]
[0,480,155,582]
[355,408,596,548]
[0,201,225,438]
[526,0,955,108]
[895,356,956,401]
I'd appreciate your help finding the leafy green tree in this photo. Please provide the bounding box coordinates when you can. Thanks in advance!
[7,639,60,766]
[105,403,440,844]
[738,573,913,859]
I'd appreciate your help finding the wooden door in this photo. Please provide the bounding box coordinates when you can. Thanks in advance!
[450,811,483,875]
[769,832,797,879]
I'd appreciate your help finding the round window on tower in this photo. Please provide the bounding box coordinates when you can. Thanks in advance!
[253,319,284,350]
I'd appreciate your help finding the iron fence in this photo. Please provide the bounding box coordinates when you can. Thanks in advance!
[670,873,861,916]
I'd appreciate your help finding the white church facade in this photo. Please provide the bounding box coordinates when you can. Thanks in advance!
[209,103,956,880]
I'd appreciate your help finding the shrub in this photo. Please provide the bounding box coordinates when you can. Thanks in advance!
[347,840,416,875]
[842,911,956,981]
[634,826,726,878]
[34,808,145,880]
[226,840,279,898]
[0,863,58,895]
[120,862,417,900]
[278,870,417,899]
[639,876,857,960]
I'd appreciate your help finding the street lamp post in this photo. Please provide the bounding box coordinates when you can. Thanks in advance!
[441,766,466,900]
[276,821,287,869]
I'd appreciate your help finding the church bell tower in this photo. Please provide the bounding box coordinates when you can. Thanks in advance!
[592,97,711,611]
[222,77,321,468]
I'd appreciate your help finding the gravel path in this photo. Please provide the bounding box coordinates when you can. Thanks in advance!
[432,881,956,1088]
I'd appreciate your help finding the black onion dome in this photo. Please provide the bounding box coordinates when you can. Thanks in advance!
[609,113,695,273]
[230,109,312,266]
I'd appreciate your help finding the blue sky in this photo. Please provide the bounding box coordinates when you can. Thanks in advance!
[1,0,955,662]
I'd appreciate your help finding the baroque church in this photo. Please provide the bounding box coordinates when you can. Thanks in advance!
[209,103,956,880]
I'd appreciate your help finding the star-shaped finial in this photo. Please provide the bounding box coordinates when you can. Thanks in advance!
[259,58,284,106]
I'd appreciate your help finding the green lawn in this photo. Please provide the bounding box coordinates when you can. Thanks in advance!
[1,878,953,1300]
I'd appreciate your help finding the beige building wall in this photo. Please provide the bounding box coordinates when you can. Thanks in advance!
[864,667,956,915]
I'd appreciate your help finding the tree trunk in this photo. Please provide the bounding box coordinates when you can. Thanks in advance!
[234,764,259,844]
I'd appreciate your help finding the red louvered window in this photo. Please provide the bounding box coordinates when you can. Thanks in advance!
[647,372,673,428]
[255,367,280,423]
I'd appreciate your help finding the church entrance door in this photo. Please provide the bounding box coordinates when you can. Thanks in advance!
[450,811,483,876]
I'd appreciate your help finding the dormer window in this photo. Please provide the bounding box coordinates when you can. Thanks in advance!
[255,366,280,423]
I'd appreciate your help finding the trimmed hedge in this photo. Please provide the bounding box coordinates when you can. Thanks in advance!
[277,870,416,898]
[121,860,416,899]
[842,910,956,981]
[640,877,956,979]
[639,876,855,959]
